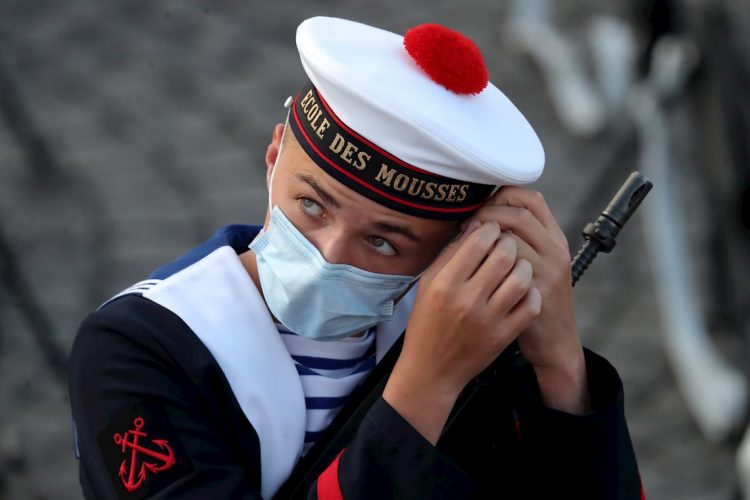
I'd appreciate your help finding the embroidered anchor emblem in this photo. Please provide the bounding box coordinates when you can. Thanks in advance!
[113,417,176,492]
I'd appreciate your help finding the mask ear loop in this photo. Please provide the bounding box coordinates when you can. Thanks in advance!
[251,97,293,248]
[267,97,293,212]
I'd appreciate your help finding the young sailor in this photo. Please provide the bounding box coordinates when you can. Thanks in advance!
[69,17,642,499]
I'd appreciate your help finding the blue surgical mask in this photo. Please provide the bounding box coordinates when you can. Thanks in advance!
[250,206,416,340]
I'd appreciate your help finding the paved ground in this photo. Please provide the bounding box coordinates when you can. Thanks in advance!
[0,1,742,498]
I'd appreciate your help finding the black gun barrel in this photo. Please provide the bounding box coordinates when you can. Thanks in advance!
[571,172,652,285]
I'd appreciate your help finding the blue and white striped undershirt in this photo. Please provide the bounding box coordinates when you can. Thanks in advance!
[276,323,377,454]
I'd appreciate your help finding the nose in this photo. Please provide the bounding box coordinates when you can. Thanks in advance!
[313,228,354,265]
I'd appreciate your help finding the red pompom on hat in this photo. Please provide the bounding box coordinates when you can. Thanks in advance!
[404,23,489,95]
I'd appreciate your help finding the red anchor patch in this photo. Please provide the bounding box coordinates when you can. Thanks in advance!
[113,417,176,492]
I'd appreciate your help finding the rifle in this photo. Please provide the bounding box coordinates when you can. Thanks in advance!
[274,172,652,499]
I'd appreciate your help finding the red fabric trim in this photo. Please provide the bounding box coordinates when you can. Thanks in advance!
[316,90,433,176]
[513,417,522,443]
[640,478,646,500]
[317,449,345,500]
[292,99,484,214]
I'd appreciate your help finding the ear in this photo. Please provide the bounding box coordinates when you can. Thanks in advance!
[265,123,286,188]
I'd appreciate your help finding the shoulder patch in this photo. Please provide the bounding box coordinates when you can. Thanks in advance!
[97,402,193,499]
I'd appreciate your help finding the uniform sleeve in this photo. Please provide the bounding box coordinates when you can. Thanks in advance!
[304,349,643,500]
[511,349,643,499]
[308,398,478,500]
[68,298,264,500]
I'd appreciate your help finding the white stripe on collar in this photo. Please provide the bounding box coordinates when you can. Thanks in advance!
[141,246,305,499]
[98,279,163,309]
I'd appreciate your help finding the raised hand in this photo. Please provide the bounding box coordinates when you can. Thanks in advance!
[383,220,541,444]
[473,186,590,415]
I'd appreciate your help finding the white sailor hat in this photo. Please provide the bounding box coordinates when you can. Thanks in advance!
[289,17,544,220]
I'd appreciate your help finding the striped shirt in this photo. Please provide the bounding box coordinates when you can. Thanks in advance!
[276,323,376,454]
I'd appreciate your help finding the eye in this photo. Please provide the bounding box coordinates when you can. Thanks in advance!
[300,197,324,217]
[370,236,396,256]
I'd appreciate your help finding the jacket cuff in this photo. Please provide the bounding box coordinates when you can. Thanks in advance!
[513,348,626,453]
[337,396,478,499]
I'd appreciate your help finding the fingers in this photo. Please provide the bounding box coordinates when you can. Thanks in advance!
[468,235,518,298]
[421,220,482,282]
[485,186,568,249]
[503,231,543,274]
[488,258,534,313]
[497,287,542,339]
[436,222,502,283]
[473,204,549,253]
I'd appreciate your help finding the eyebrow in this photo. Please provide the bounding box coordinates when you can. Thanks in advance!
[294,172,421,243]
[295,173,341,209]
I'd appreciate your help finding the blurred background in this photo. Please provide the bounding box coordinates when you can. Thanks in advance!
[1,0,748,498]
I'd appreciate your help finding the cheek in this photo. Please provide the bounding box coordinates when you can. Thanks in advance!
[363,252,433,277]
[400,237,453,275]
[406,252,440,275]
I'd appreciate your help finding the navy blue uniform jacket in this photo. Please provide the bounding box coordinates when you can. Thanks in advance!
[68,225,643,499]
